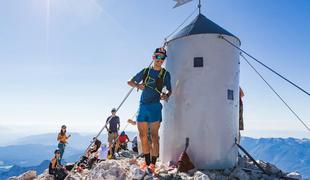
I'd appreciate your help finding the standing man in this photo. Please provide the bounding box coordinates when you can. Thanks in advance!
[128,47,172,172]
[106,108,120,149]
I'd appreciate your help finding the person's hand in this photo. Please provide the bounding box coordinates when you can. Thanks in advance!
[136,84,145,90]
[108,130,112,134]
[160,93,169,101]
[127,119,137,125]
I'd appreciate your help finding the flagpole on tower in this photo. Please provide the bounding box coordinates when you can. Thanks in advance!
[198,0,201,14]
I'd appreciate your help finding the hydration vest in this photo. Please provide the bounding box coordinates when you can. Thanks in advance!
[142,67,167,93]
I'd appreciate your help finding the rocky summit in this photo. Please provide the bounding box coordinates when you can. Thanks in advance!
[9,150,302,180]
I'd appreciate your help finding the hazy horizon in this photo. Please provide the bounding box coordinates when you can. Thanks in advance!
[1,126,309,146]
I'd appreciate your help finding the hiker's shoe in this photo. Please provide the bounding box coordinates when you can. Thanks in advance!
[107,154,113,159]
[139,162,148,171]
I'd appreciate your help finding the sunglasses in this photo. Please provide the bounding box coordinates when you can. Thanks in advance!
[155,55,165,60]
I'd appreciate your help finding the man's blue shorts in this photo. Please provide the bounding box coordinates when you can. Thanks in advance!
[137,102,162,123]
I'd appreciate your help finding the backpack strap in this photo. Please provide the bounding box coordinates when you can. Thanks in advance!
[142,68,150,85]
[142,67,167,93]
[155,68,167,93]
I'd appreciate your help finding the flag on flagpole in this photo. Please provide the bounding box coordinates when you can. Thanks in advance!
[173,0,194,8]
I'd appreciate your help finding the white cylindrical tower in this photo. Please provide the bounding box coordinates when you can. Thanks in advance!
[160,14,241,169]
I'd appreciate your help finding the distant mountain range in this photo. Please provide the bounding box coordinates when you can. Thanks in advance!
[0,160,49,180]
[0,132,137,166]
[0,144,82,167]
[0,133,309,179]
[241,137,310,179]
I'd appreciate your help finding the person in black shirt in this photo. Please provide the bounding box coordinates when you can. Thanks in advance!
[106,108,120,156]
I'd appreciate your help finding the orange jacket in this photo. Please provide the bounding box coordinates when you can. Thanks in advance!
[57,133,69,143]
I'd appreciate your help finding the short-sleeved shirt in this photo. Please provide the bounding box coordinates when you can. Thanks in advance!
[57,133,69,144]
[131,68,171,104]
[106,116,120,133]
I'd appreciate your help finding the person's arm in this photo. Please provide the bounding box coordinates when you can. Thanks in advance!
[106,117,111,133]
[128,69,145,90]
[128,81,145,90]
[127,119,137,125]
[86,148,92,158]
[57,134,61,141]
[161,72,172,100]
[95,151,99,158]
[51,158,57,169]
[117,117,120,131]
[126,135,130,142]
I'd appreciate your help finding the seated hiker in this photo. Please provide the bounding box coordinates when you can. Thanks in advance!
[49,149,68,180]
[118,131,130,151]
[86,139,102,169]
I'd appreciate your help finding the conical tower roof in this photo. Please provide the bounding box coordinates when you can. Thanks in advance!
[170,13,239,42]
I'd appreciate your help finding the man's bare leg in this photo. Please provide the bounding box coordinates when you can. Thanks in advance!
[150,121,160,165]
[138,122,151,165]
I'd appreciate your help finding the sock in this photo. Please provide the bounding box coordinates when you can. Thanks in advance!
[144,153,151,165]
[151,156,157,165]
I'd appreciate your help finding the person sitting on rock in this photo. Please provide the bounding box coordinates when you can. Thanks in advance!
[49,149,61,175]
[118,131,130,151]
[49,149,68,180]
[86,139,102,169]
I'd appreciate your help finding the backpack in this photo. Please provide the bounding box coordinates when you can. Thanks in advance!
[142,67,167,93]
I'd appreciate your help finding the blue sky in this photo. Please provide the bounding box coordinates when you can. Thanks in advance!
[0,0,309,140]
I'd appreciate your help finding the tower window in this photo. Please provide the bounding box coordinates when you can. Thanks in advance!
[227,89,234,100]
[194,57,203,67]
